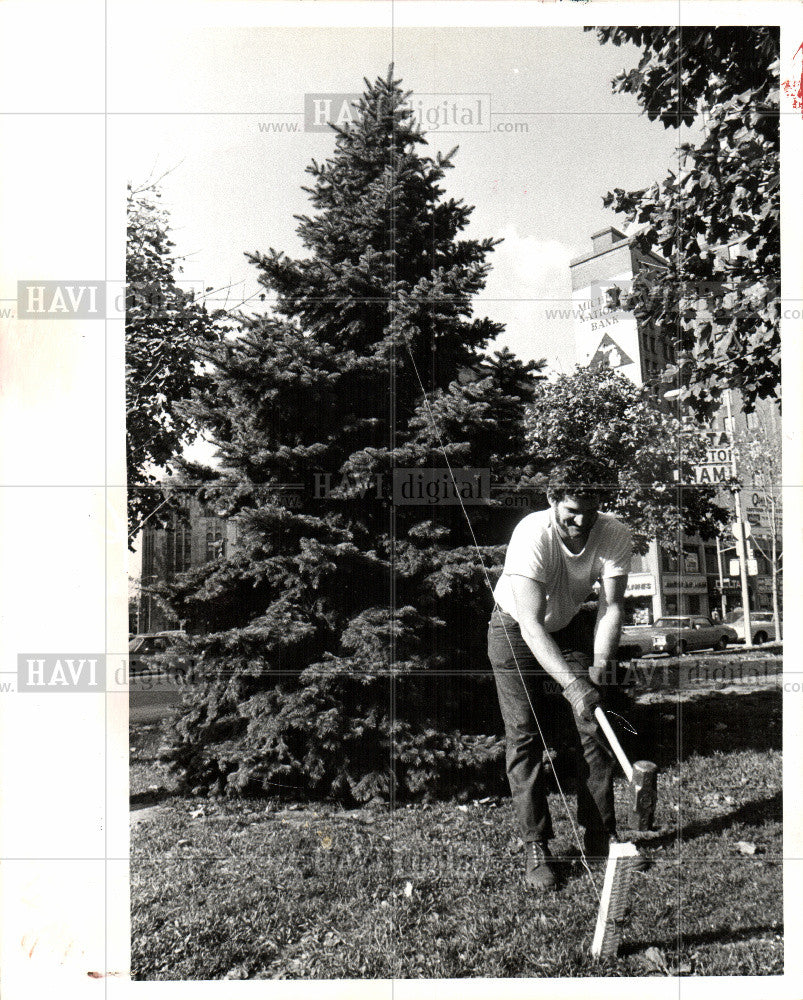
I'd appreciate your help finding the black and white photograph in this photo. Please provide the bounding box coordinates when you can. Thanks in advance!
[0,1,801,995]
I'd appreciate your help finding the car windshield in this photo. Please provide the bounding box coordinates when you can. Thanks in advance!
[654,618,691,628]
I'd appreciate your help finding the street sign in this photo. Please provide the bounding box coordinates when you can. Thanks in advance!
[693,429,732,485]
[731,520,751,540]
[730,556,758,576]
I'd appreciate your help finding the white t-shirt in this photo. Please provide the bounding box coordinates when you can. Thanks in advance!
[493,508,632,632]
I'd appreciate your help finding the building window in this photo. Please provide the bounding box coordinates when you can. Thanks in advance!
[142,529,155,575]
[174,521,192,573]
[630,551,649,573]
[165,517,192,575]
[683,549,700,574]
[205,521,225,562]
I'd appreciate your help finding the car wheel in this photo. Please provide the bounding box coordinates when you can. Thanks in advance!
[676,640,687,656]
[714,636,727,651]
[754,631,768,645]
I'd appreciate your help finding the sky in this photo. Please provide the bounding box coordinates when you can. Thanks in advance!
[115,25,692,374]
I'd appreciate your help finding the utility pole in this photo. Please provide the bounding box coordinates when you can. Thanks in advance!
[725,391,753,644]
[715,535,727,619]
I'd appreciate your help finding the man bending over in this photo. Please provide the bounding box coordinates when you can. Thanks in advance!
[488,457,635,891]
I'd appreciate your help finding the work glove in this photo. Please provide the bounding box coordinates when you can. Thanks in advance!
[562,677,602,727]
[590,658,634,717]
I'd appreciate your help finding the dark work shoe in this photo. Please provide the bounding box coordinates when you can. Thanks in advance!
[583,831,650,871]
[525,840,557,891]
[583,828,613,863]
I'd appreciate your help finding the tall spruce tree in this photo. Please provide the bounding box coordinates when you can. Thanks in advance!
[161,69,544,802]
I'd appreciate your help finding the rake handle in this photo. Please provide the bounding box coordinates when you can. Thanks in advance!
[594,706,634,783]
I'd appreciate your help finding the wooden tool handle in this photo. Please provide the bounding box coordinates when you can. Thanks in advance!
[594,706,633,783]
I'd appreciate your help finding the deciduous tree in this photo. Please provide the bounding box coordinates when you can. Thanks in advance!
[126,182,218,544]
[522,366,728,553]
[588,27,780,417]
[733,404,782,638]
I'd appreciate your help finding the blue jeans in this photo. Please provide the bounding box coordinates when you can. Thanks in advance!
[487,605,616,843]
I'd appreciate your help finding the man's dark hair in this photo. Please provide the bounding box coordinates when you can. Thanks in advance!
[546,457,614,506]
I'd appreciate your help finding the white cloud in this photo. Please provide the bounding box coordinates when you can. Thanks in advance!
[480,225,576,372]
[489,225,573,297]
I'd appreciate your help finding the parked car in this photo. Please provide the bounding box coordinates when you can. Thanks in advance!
[128,631,188,675]
[618,616,738,658]
[725,611,780,645]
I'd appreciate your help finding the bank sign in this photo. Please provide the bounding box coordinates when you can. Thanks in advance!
[573,276,642,386]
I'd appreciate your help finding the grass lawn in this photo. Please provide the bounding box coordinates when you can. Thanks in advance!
[131,680,783,980]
